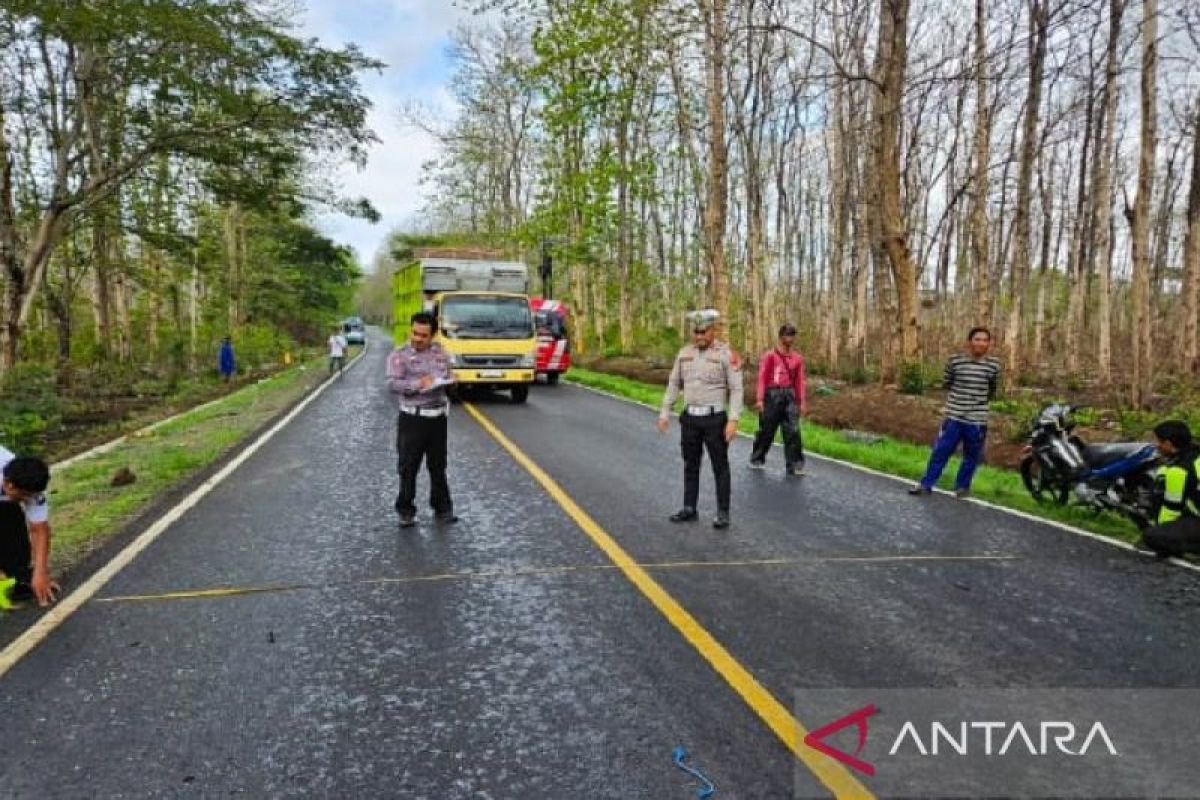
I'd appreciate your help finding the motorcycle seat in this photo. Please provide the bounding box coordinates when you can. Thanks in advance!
[1082,441,1154,468]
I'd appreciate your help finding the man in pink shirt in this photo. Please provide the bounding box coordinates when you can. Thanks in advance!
[749,323,807,475]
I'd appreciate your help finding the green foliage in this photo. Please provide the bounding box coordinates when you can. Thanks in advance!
[227,324,296,374]
[633,325,681,364]
[845,364,878,385]
[899,362,926,395]
[0,364,61,455]
[989,397,1040,421]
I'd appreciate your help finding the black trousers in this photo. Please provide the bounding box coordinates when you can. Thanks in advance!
[0,501,32,586]
[681,411,731,512]
[1143,516,1200,557]
[750,387,804,467]
[395,412,453,516]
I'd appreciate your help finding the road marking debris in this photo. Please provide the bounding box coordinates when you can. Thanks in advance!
[92,554,1019,604]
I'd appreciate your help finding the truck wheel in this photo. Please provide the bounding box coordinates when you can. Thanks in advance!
[511,385,529,404]
[546,372,560,385]
[447,384,462,404]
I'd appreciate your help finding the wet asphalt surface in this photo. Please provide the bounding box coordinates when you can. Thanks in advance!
[2,330,1199,798]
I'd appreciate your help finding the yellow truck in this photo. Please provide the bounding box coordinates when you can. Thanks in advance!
[392,254,537,403]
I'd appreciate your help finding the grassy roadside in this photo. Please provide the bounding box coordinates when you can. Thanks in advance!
[46,353,352,575]
[565,367,1140,544]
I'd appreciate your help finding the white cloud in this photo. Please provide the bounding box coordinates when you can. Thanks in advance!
[298,1,482,269]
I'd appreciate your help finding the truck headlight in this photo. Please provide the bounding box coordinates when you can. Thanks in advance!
[519,351,535,368]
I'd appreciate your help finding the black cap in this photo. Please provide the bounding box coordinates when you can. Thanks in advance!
[778,323,797,336]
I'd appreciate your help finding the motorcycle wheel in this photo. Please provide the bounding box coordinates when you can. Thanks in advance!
[1020,455,1069,504]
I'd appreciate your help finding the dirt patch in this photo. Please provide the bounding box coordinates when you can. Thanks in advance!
[805,382,1028,469]
[580,354,1033,469]
[41,370,280,463]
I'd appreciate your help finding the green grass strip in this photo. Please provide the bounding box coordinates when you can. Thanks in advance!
[47,355,343,574]
[565,367,1140,543]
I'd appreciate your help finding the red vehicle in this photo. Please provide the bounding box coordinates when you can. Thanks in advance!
[529,297,571,384]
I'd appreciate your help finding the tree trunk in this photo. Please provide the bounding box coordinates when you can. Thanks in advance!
[190,251,200,372]
[90,206,114,357]
[1092,0,1125,386]
[1182,96,1200,374]
[1129,0,1156,407]
[872,0,919,369]
[1004,0,1048,384]
[616,112,633,353]
[1032,151,1054,371]
[702,0,729,323]
[225,203,241,331]
[826,78,849,369]
[969,0,993,326]
[1065,83,1096,375]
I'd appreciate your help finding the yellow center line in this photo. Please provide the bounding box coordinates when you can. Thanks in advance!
[462,401,875,799]
[93,555,1016,605]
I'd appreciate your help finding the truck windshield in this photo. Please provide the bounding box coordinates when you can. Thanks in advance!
[441,296,534,339]
[534,311,566,339]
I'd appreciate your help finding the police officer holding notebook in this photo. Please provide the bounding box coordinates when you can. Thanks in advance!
[657,309,744,529]
[387,311,458,528]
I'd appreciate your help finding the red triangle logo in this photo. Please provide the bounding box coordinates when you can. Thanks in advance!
[802,703,879,777]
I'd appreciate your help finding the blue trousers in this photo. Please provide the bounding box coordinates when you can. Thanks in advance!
[920,418,987,491]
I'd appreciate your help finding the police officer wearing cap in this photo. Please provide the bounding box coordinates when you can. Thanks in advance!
[657,310,744,528]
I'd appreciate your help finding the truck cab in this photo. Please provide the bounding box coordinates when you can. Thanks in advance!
[529,297,571,384]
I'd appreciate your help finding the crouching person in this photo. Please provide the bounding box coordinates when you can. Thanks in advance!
[0,446,59,609]
[1140,421,1200,559]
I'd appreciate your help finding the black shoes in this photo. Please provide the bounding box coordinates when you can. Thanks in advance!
[786,464,806,476]
[670,507,699,522]
[907,485,931,496]
[954,488,970,499]
[712,511,730,529]
[435,511,459,524]
[398,512,416,528]
[748,460,765,470]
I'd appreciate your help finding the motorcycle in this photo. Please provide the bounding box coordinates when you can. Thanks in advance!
[1019,403,1160,530]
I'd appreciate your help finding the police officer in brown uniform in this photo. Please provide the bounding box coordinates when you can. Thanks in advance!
[657,309,744,528]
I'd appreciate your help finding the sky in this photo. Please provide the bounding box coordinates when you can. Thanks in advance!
[297,1,480,270]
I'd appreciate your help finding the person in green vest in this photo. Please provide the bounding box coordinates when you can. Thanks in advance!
[1139,420,1200,559]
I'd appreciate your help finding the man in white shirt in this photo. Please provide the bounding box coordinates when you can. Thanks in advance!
[328,326,348,374]
[0,445,58,608]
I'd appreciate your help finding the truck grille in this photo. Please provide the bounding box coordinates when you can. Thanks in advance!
[461,355,520,367]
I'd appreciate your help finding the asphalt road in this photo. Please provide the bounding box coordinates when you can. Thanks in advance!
[2,331,1199,798]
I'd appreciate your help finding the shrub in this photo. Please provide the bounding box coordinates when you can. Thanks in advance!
[899,362,926,395]
[846,364,877,385]
[0,363,61,454]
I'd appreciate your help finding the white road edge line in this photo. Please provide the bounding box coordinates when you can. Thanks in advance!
[0,341,370,680]
[567,379,1200,575]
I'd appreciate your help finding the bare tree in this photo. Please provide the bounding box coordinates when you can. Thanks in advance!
[1004,0,1049,382]
[1128,0,1156,406]
[872,0,920,369]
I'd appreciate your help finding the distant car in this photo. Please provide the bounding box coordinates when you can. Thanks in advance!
[342,317,366,345]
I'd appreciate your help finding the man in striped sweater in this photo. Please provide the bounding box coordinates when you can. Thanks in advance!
[909,327,1002,498]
